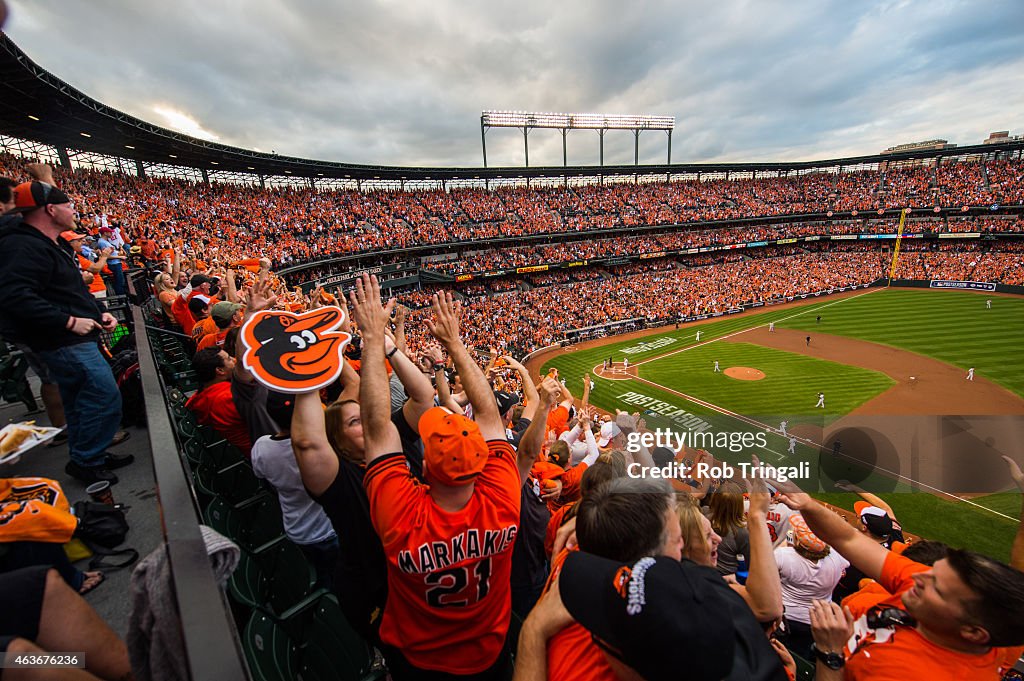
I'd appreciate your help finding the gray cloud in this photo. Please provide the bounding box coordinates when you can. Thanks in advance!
[5,0,1022,167]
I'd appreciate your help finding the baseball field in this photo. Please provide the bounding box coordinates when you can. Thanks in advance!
[530,286,1024,561]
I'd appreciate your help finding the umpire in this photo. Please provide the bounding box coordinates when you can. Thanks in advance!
[0,181,129,484]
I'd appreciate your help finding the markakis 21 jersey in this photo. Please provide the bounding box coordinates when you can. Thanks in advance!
[364,440,521,674]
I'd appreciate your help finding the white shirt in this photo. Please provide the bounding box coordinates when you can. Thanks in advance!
[775,546,850,624]
[251,435,336,545]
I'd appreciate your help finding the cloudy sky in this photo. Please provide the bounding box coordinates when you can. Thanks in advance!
[5,0,1023,168]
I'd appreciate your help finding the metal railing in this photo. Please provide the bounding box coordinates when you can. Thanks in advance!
[129,273,249,681]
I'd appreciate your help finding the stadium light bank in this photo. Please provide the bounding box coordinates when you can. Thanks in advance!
[480,110,675,168]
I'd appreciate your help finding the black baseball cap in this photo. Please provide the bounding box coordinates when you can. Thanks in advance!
[190,273,213,288]
[494,390,520,417]
[560,553,785,681]
[12,181,70,213]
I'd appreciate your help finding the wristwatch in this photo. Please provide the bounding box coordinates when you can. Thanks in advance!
[810,643,845,670]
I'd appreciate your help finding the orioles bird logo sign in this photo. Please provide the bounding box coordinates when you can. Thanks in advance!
[241,306,352,393]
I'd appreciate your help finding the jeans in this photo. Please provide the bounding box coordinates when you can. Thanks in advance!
[108,261,126,296]
[38,343,122,467]
[298,535,340,591]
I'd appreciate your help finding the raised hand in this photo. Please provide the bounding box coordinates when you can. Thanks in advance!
[248,271,278,313]
[348,273,395,341]
[425,291,463,347]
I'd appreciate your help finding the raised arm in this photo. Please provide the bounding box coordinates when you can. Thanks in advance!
[733,457,784,622]
[349,274,401,464]
[504,355,539,421]
[836,481,896,519]
[580,373,591,413]
[384,332,434,435]
[426,291,504,441]
[233,271,277,384]
[517,377,561,483]
[1004,456,1024,570]
[290,390,339,496]
[392,304,409,356]
[775,475,889,582]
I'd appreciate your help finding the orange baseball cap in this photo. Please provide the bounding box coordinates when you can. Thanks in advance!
[60,230,85,242]
[420,406,488,486]
[790,514,828,553]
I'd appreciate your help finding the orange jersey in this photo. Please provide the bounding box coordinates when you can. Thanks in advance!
[191,316,218,344]
[544,549,616,681]
[548,461,588,514]
[76,254,107,294]
[844,552,1024,680]
[196,329,229,352]
[546,405,569,438]
[364,440,521,674]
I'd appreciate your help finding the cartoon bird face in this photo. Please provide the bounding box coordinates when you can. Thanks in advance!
[241,306,351,392]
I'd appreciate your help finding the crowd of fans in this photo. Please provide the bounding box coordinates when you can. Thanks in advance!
[2,152,1022,283]
[3,147,1024,681]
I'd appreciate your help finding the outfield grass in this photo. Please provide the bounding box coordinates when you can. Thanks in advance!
[778,288,1024,397]
[537,288,1022,561]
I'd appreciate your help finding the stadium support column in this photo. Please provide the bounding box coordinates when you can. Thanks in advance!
[258,175,265,189]
[201,168,209,185]
[599,129,606,166]
[135,160,146,179]
[480,115,488,168]
[562,128,568,167]
[666,129,672,164]
[523,126,530,167]
[57,147,72,170]
[634,129,640,165]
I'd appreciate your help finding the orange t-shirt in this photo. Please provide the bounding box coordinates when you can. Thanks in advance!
[196,329,229,353]
[546,405,570,438]
[544,549,617,681]
[842,580,900,619]
[170,293,196,333]
[548,461,588,514]
[844,552,1024,680]
[364,440,521,674]
[544,502,575,558]
[191,316,219,344]
[76,254,107,294]
[185,381,252,456]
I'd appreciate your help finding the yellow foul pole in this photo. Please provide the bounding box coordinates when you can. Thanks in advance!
[887,208,909,285]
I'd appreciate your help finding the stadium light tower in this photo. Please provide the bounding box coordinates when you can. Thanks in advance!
[480,111,675,168]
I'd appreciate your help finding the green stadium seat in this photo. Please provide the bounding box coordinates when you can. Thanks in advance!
[228,541,324,620]
[297,594,385,681]
[204,494,284,553]
[243,611,300,681]
[194,460,264,506]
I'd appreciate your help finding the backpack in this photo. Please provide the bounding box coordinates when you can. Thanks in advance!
[72,501,138,569]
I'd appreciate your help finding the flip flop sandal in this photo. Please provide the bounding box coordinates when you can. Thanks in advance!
[79,571,106,595]
[109,431,131,447]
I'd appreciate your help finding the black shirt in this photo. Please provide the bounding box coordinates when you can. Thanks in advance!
[312,457,388,640]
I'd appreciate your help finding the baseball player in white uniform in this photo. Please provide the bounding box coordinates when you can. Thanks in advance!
[779,420,788,437]
[815,392,825,408]
[623,358,629,370]
[696,330,702,342]
[986,299,992,309]
[713,360,720,372]
[966,367,975,381]
[769,322,775,332]
[788,436,797,455]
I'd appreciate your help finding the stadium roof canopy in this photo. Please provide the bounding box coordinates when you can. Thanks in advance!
[2,33,1023,182]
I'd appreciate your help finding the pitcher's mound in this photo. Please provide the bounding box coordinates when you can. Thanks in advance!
[725,367,765,381]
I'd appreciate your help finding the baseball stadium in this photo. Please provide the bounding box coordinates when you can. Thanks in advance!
[0,3,1023,680]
